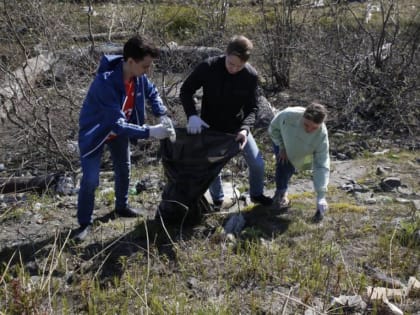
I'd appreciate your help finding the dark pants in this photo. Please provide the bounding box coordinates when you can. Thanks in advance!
[77,136,130,226]
[273,144,295,195]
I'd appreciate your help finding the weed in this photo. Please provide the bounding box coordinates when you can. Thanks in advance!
[397,220,420,248]
[329,202,366,214]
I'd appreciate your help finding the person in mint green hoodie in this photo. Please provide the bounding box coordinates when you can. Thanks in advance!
[268,103,330,222]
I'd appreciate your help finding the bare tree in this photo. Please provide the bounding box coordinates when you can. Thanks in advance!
[255,0,308,91]
[295,0,419,135]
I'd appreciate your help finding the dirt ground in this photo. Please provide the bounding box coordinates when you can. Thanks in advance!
[1,150,419,314]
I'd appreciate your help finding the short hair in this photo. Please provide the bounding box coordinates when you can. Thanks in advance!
[123,36,159,62]
[303,102,328,124]
[226,35,253,62]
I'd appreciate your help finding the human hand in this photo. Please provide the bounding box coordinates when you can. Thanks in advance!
[277,149,288,164]
[316,198,328,214]
[187,115,209,134]
[160,115,176,142]
[149,124,169,140]
[159,115,172,125]
[235,130,248,150]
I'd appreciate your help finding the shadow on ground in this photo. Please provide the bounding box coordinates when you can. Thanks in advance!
[0,204,293,286]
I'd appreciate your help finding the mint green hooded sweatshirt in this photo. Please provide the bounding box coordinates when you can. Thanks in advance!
[268,107,330,199]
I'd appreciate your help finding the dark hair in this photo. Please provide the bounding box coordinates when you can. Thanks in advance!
[303,102,328,124]
[123,36,159,62]
[226,35,253,62]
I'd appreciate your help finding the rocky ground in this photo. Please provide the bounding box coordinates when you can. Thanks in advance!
[0,139,419,313]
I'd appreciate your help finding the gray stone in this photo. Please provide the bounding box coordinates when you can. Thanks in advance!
[412,200,420,211]
[341,182,369,193]
[341,183,355,192]
[377,195,393,203]
[395,198,411,204]
[376,166,387,175]
[337,153,348,160]
[331,295,367,311]
[397,186,413,196]
[222,169,233,178]
[255,96,275,129]
[0,163,5,171]
[365,197,377,204]
[354,184,369,193]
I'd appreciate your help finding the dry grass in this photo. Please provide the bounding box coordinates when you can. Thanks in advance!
[0,150,419,314]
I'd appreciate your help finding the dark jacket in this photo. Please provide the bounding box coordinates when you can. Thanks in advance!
[180,55,258,134]
[78,55,167,158]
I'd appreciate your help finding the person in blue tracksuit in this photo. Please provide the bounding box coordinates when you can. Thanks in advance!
[75,36,171,241]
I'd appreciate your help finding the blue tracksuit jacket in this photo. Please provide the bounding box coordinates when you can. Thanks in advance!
[78,55,167,158]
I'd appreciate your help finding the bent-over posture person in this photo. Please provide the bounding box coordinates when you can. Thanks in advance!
[180,35,272,210]
[75,36,173,241]
[268,102,330,222]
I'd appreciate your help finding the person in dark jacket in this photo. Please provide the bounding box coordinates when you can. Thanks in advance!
[180,35,272,209]
[75,36,172,241]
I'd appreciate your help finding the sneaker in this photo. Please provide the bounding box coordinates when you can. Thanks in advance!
[73,224,92,242]
[312,210,324,223]
[213,200,223,211]
[250,194,273,206]
[273,192,291,209]
[115,207,142,217]
[213,199,236,211]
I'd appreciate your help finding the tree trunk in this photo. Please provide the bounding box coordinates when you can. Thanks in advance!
[0,173,59,194]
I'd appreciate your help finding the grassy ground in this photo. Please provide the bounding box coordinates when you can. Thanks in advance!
[0,1,419,314]
[0,149,419,314]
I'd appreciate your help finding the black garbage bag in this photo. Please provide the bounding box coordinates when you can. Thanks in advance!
[156,128,241,225]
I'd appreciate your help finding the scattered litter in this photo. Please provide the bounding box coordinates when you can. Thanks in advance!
[33,202,42,211]
[364,276,420,314]
[373,149,390,155]
[383,297,403,315]
[367,286,406,301]
[395,198,411,204]
[223,213,245,235]
[55,175,77,195]
[340,180,369,193]
[331,295,366,311]
[380,177,401,191]
[99,187,114,196]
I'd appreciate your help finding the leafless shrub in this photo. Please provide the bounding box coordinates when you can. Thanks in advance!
[0,1,95,172]
[294,0,420,136]
[254,0,310,91]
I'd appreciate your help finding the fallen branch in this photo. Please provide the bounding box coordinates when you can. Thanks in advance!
[0,173,60,194]
[72,31,132,42]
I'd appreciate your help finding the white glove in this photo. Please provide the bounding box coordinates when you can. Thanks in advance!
[160,115,176,142]
[149,124,169,140]
[159,115,171,125]
[317,198,328,214]
[187,115,209,134]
